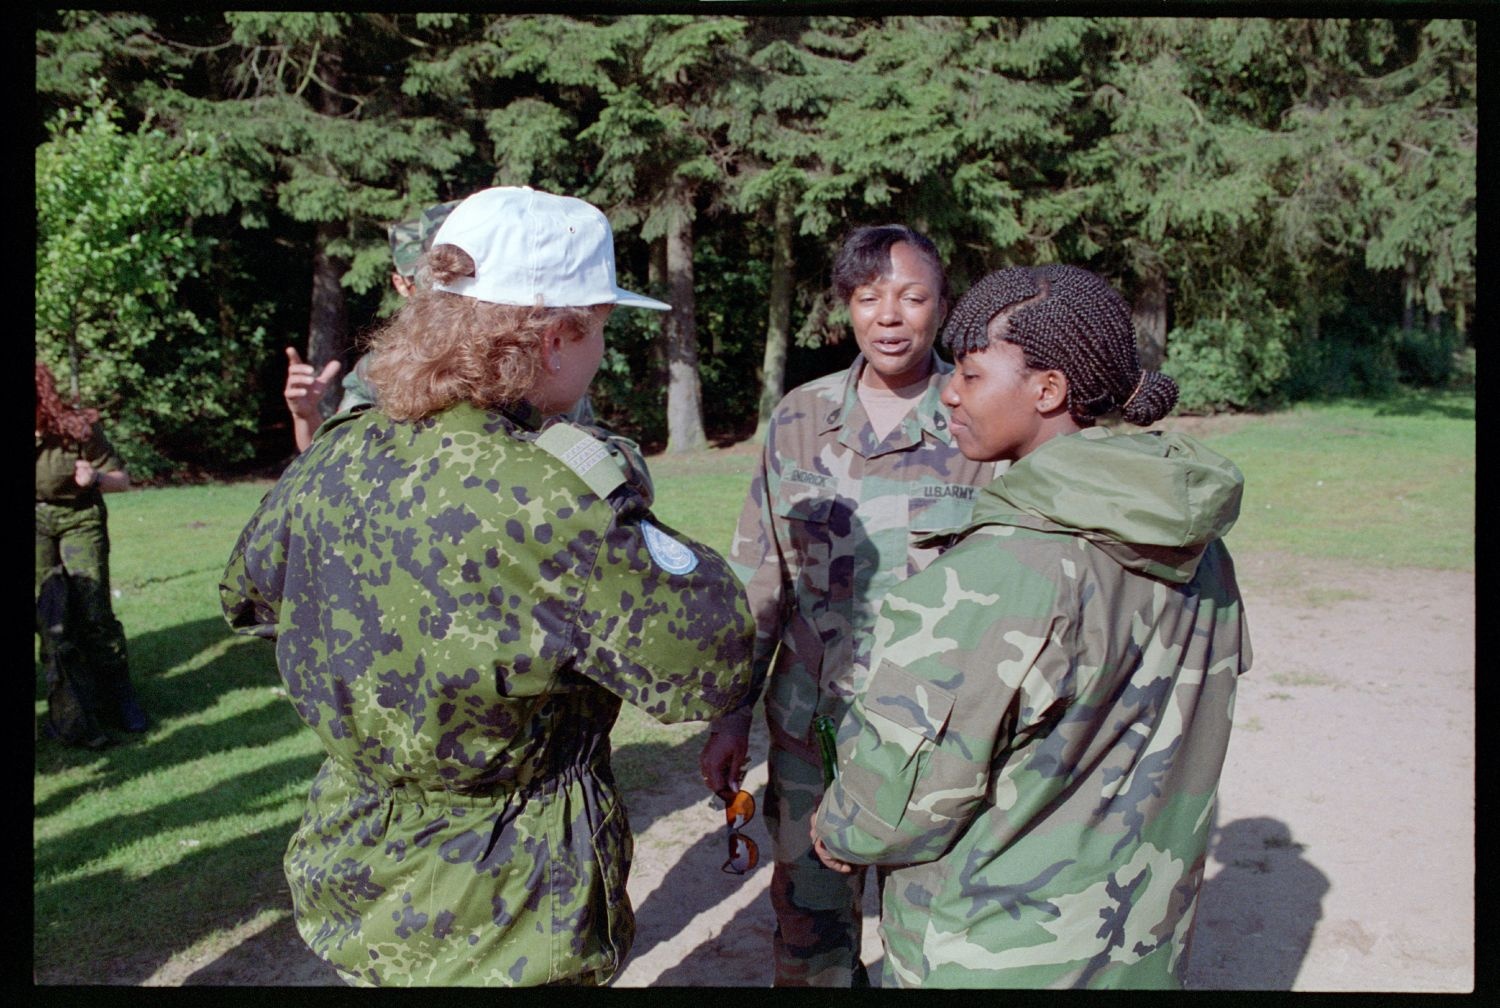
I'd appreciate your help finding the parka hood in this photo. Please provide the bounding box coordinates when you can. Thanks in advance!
[969,426,1244,583]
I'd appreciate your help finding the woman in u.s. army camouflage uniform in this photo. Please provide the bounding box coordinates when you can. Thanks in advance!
[699,226,997,987]
[812,265,1250,989]
[221,187,754,987]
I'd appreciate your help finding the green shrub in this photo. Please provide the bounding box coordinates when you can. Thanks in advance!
[1165,316,1292,413]
[1393,322,1467,388]
[35,89,271,481]
[1281,329,1399,400]
[1278,315,1469,401]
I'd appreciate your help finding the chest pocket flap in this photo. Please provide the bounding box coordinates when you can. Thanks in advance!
[907,491,978,537]
[774,484,836,526]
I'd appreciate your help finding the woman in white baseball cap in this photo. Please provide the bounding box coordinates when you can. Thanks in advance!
[220,186,755,987]
[371,185,669,422]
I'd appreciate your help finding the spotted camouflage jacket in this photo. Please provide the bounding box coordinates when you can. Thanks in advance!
[221,401,753,986]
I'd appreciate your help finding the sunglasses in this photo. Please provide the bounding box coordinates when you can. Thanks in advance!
[721,789,759,876]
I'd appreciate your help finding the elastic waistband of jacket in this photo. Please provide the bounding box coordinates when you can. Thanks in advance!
[325,750,605,808]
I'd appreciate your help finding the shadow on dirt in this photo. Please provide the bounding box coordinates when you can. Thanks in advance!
[1187,814,1329,990]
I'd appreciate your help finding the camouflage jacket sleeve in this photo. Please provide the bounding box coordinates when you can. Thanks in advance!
[712,427,787,733]
[527,419,742,726]
[573,488,755,724]
[220,487,282,640]
[812,531,1071,865]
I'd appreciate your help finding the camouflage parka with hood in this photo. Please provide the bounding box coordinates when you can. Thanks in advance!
[813,425,1252,988]
[220,401,753,986]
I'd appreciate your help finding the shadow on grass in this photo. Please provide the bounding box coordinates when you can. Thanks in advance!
[33,749,321,876]
[33,818,304,984]
[33,615,325,984]
[34,619,308,819]
[1364,389,1474,421]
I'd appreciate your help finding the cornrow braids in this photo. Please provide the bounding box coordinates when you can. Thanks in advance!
[940,269,1042,357]
[942,265,1178,426]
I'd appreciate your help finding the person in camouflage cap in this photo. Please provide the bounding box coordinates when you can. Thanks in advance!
[386,198,463,296]
[699,226,997,986]
[222,186,753,986]
[810,264,1251,988]
[283,200,462,453]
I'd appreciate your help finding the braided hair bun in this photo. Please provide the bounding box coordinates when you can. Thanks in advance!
[942,265,1178,426]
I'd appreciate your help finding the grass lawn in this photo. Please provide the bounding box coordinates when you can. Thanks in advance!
[32,392,1473,982]
[1167,390,1474,570]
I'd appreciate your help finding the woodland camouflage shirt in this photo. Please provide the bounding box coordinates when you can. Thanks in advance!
[35,425,122,505]
[721,353,996,749]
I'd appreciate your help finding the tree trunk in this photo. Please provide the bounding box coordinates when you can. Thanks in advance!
[1132,269,1168,372]
[754,188,794,443]
[664,198,707,453]
[307,219,351,418]
[305,41,352,419]
[65,322,81,403]
[648,238,669,385]
[1402,257,1418,334]
[1301,296,1321,343]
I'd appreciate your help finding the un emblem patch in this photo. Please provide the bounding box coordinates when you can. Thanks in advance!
[641,520,698,575]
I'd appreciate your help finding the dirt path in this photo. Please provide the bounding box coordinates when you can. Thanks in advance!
[149,553,1474,990]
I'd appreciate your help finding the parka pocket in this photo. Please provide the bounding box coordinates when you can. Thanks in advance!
[855,659,969,834]
[863,658,956,748]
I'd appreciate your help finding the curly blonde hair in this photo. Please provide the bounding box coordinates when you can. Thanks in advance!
[363,244,593,421]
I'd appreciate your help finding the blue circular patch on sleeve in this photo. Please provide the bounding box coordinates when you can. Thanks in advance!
[641,519,698,575]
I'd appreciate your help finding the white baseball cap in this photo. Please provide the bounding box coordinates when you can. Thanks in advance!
[429,186,670,311]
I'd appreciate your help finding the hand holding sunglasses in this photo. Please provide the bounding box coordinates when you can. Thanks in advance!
[720,789,759,876]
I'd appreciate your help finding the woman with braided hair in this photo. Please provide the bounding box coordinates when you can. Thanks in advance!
[811,264,1252,988]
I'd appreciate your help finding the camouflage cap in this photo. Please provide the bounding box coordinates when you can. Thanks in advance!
[387,199,463,278]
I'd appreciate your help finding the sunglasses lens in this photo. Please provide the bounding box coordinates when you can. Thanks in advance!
[723,832,759,874]
[725,790,755,830]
